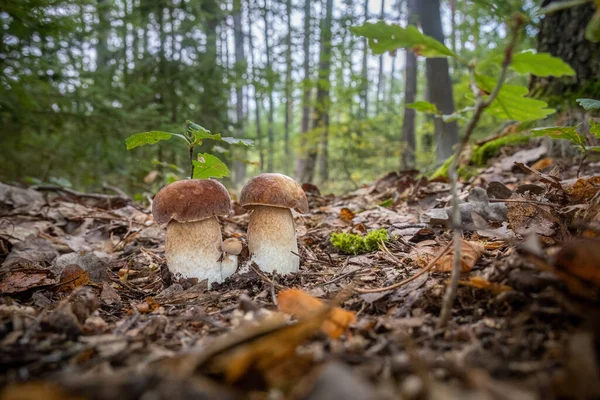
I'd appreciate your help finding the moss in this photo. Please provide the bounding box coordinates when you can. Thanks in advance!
[330,228,389,255]
[471,134,530,166]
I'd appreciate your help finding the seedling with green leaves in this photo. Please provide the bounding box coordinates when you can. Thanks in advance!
[125,121,253,180]
[531,98,600,174]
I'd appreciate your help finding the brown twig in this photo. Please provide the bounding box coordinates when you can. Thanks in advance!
[249,263,285,290]
[355,241,453,294]
[438,17,522,329]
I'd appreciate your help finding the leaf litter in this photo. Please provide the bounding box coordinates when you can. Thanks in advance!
[1,145,600,399]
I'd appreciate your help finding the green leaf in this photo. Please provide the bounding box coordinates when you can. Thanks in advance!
[351,22,457,58]
[588,146,600,152]
[406,101,440,114]
[507,50,575,77]
[126,131,175,150]
[576,98,600,110]
[221,137,254,146]
[192,153,230,179]
[590,120,600,138]
[531,126,586,147]
[540,0,591,14]
[475,75,555,121]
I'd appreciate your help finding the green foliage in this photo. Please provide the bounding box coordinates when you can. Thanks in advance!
[532,99,600,155]
[506,50,575,77]
[576,98,600,110]
[406,101,440,114]
[330,229,389,255]
[126,121,252,180]
[351,22,458,58]
[192,153,231,179]
[125,131,181,150]
[471,134,531,165]
[475,75,555,121]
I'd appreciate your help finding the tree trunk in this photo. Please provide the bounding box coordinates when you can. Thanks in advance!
[233,0,247,185]
[315,0,333,184]
[418,0,458,162]
[295,0,312,181]
[360,0,369,119]
[376,0,385,115]
[283,0,293,176]
[96,0,110,84]
[401,0,417,169]
[247,4,265,172]
[533,1,600,100]
[262,0,275,172]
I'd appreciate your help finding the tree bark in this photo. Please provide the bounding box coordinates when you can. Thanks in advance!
[376,0,385,115]
[360,0,369,119]
[315,0,333,183]
[533,1,600,100]
[401,0,417,169]
[295,0,312,181]
[233,0,247,185]
[418,0,458,162]
[283,0,293,175]
[247,3,265,172]
[262,0,275,172]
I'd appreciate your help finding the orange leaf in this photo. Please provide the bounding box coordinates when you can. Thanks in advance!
[555,238,600,288]
[531,157,553,171]
[435,240,484,272]
[339,208,355,223]
[277,289,356,339]
[458,277,512,294]
[57,265,90,293]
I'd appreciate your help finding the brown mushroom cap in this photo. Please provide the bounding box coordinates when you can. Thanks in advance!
[222,238,242,255]
[152,179,231,225]
[240,173,309,214]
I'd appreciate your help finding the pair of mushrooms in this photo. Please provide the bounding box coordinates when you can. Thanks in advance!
[152,173,308,284]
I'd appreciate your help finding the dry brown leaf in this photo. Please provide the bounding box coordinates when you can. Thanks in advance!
[531,157,553,171]
[564,176,600,203]
[57,264,90,293]
[554,239,600,288]
[0,382,84,400]
[458,277,512,294]
[0,270,56,294]
[277,289,356,339]
[339,208,355,223]
[435,240,484,272]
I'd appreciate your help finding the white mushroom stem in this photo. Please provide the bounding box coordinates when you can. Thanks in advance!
[165,217,234,284]
[220,254,238,278]
[247,206,299,274]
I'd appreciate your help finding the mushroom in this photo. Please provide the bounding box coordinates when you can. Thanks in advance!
[152,179,233,284]
[240,173,308,274]
[221,238,242,278]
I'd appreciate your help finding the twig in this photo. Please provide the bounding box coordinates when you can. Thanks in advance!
[438,17,522,329]
[355,241,453,294]
[489,198,561,207]
[33,185,131,206]
[249,263,285,290]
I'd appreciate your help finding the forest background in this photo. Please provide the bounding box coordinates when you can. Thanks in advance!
[1,0,599,199]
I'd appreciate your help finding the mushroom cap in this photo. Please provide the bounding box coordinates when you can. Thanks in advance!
[240,173,309,214]
[152,179,231,225]
[222,238,242,255]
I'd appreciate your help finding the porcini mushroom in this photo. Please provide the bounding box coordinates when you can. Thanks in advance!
[240,173,308,274]
[221,238,242,278]
[152,179,232,284]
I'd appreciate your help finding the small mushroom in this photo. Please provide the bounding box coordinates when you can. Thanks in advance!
[152,179,232,284]
[221,238,242,277]
[240,173,308,274]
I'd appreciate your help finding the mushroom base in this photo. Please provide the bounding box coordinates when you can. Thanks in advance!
[247,206,299,274]
[165,217,232,284]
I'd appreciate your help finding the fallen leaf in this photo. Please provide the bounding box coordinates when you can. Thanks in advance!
[531,157,553,171]
[0,382,83,400]
[458,277,512,294]
[0,270,56,294]
[277,289,356,339]
[506,196,558,236]
[435,240,484,272]
[554,238,600,288]
[339,208,355,223]
[57,264,90,293]
[563,176,600,203]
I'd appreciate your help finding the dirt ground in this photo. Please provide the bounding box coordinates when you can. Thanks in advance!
[1,142,600,400]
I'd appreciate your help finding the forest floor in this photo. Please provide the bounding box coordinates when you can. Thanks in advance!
[1,142,600,400]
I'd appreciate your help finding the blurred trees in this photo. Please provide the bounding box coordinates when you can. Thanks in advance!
[0,0,586,195]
